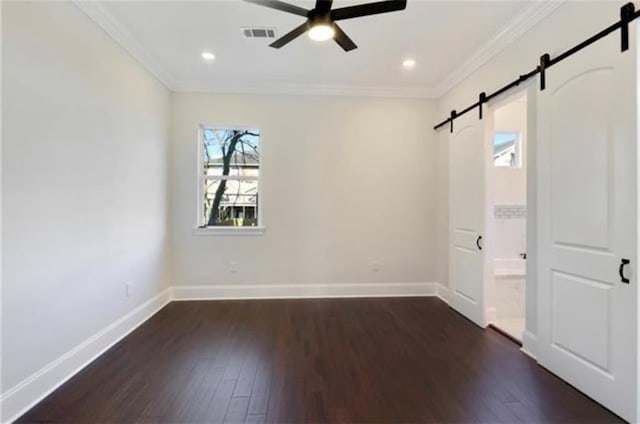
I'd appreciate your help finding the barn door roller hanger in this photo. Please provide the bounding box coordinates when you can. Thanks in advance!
[435,2,639,133]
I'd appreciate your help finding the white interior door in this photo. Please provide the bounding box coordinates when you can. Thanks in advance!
[537,32,638,421]
[449,112,488,327]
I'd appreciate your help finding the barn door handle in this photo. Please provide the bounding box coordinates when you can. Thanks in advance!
[619,259,630,284]
[476,235,483,250]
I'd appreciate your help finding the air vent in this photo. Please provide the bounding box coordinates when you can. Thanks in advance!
[241,27,277,39]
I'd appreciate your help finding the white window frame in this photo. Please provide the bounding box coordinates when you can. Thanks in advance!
[194,124,265,236]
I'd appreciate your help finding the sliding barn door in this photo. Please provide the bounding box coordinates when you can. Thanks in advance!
[537,33,638,421]
[449,113,488,327]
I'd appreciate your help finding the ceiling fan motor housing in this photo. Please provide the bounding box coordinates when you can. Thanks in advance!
[308,9,332,26]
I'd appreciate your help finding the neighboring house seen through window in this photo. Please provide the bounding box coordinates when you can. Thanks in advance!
[199,127,260,228]
[493,131,521,168]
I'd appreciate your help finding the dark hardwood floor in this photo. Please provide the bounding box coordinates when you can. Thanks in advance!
[18,298,622,423]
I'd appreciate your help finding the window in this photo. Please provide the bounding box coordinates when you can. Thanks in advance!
[199,127,261,229]
[493,131,522,168]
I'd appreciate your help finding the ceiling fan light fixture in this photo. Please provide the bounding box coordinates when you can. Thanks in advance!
[308,23,335,42]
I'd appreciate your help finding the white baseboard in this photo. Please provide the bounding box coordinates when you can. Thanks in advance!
[0,288,171,424]
[172,282,439,301]
[435,283,450,304]
[521,330,538,360]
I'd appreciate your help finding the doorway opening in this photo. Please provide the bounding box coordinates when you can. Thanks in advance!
[488,92,527,343]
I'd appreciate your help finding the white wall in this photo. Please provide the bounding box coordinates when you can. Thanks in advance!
[435,1,627,336]
[1,1,171,418]
[171,92,437,288]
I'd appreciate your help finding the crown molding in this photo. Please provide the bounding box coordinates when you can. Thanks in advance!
[74,0,564,99]
[432,0,566,98]
[72,0,177,89]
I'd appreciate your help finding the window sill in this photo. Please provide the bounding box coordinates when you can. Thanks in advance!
[193,226,267,236]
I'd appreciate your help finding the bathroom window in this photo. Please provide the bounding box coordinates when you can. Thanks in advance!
[493,132,522,168]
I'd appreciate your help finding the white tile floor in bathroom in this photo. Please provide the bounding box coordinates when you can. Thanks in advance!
[494,317,525,341]
[493,275,526,341]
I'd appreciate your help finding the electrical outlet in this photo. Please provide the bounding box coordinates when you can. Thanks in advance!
[125,282,132,297]
[230,261,239,274]
[371,260,380,273]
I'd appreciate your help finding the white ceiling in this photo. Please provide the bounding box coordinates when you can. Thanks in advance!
[77,0,563,98]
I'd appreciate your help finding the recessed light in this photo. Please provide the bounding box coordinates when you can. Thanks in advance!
[308,24,335,42]
[201,52,216,61]
[403,58,416,69]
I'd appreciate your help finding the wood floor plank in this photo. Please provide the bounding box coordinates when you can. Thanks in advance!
[16,298,624,423]
[224,397,250,424]
[247,365,271,416]
[244,413,266,424]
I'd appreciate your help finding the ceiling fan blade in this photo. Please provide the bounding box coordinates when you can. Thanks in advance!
[333,24,357,52]
[244,0,309,17]
[269,21,310,48]
[331,0,406,20]
[315,0,333,13]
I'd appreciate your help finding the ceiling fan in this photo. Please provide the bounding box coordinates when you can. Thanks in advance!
[244,0,407,52]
